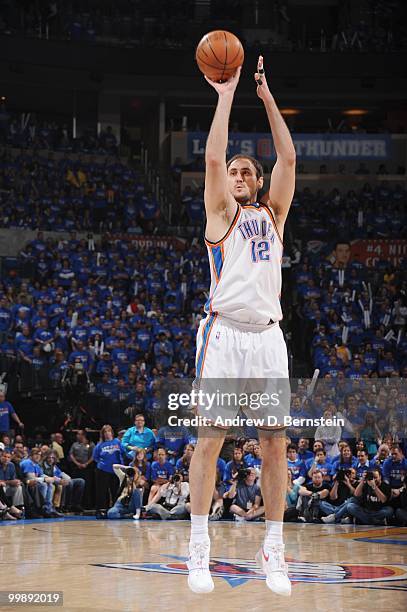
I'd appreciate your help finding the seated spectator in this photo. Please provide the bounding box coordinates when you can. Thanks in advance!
[331,444,357,474]
[107,465,143,520]
[224,446,249,484]
[148,448,174,503]
[307,448,332,483]
[41,450,85,513]
[156,424,191,464]
[355,449,378,480]
[297,438,314,462]
[0,449,25,511]
[245,442,262,471]
[224,467,264,522]
[347,469,393,525]
[287,443,307,485]
[373,444,390,468]
[20,448,63,518]
[321,467,358,524]
[382,444,407,511]
[175,443,195,482]
[298,470,331,522]
[208,467,226,521]
[395,485,407,526]
[284,469,301,522]
[145,472,190,520]
[122,413,156,460]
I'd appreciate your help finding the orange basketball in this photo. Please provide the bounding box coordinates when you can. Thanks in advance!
[195,30,244,83]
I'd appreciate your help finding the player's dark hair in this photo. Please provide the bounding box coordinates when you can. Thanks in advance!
[227,154,264,179]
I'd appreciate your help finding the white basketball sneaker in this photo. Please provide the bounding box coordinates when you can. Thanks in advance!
[187,540,214,594]
[255,543,291,596]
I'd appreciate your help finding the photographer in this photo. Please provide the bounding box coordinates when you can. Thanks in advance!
[347,469,393,525]
[225,467,264,522]
[107,465,143,520]
[321,467,358,524]
[298,470,330,523]
[145,472,190,520]
[395,485,407,526]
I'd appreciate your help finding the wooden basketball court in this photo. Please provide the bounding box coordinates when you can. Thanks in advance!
[0,518,406,611]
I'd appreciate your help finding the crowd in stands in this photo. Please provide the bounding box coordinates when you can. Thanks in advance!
[1,0,406,53]
[0,104,119,155]
[1,409,406,524]
[0,150,161,233]
[180,181,407,230]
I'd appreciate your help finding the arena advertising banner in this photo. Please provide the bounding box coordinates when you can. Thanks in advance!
[188,132,391,161]
[103,234,187,249]
[307,239,406,268]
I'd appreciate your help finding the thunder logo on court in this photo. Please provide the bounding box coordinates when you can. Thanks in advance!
[94,555,407,589]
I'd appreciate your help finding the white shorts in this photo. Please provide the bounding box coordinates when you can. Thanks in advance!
[194,314,290,427]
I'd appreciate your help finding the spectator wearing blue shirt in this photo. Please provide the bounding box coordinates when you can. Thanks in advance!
[20,448,63,517]
[15,325,34,358]
[93,424,126,516]
[154,332,174,369]
[297,438,314,462]
[307,449,332,483]
[287,444,307,485]
[0,450,24,507]
[355,449,378,480]
[224,447,248,484]
[0,297,12,340]
[0,391,24,434]
[41,450,85,513]
[382,445,407,492]
[175,443,195,481]
[121,414,156,460]
[148,447,174,503]
[68,340,93,371]
[156,424,191,464]
[331,445,358,475]
[245,443,263,470]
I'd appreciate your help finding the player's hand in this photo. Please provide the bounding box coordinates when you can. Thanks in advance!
[205,66,241,95]
[255,56,271,101]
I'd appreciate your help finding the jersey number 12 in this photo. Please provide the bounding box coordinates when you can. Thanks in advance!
[251,240,270,262]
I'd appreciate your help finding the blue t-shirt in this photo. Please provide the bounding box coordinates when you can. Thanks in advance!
[92,438,125,473]
[0,401,15,432]
[382,457,407,488]
[20,459,43,478]
[287,458,307,481]
[150,460,174,481]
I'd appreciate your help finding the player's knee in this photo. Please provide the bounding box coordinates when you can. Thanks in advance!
[195,436,224,457]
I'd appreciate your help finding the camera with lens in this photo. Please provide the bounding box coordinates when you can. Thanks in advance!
[237,468,250,481]
[171,473,181,483]
[336,469,351,482]
[365,471,374,481]
[125,467,135,478]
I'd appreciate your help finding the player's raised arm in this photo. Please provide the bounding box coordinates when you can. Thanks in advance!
[204,68,241,241]
[255,56,296,234]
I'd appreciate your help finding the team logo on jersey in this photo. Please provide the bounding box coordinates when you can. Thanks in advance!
[94,555,407,588]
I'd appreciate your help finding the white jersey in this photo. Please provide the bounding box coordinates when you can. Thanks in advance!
[204,202,283,328]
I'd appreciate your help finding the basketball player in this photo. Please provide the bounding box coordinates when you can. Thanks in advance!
[187,57,296,596]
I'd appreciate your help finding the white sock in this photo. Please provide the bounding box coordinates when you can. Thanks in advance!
[190,514,209,544]
[264,520,283,547]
